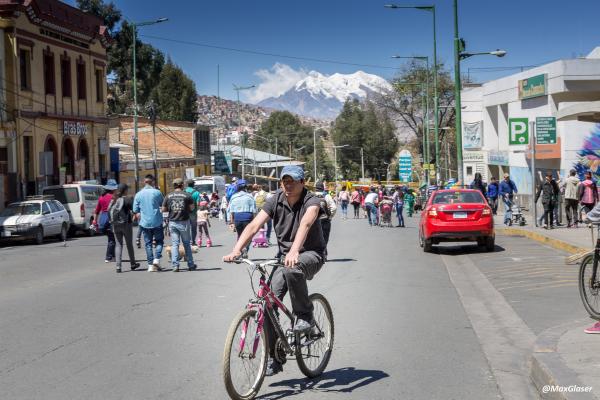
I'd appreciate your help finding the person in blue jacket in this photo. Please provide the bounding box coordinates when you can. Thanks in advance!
[487,176,499,215]
[499,173,518,225]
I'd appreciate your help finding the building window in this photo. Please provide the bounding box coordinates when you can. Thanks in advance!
[95,69,103,102]
[76,62,86,100]
[61,58,71,97]
[0,147,7,174]
[195,128,210,158]
[19,49,31,90]
[43,53,55,95]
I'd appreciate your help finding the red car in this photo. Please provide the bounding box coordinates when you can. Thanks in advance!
[419,189,495,252]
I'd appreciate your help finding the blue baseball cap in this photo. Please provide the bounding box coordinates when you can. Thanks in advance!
[281,165,304,181]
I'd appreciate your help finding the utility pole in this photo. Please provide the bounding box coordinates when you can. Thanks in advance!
[233,84,255,179]
[313,128,317,182]
[147,101,158,182]
[453,0,464,184]
[531,120,537,226]
[360,147,365,180]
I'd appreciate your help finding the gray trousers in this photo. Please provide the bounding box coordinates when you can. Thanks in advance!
[113,223,136,267]
[266,250,323,355]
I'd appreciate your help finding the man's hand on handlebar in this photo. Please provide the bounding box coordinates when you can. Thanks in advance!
[223,251,242,263]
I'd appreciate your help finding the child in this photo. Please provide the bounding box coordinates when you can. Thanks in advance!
[197,204,212,247]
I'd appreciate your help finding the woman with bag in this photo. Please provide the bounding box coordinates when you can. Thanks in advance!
[350,187,361,219]
[108,183,140,273]
[93,179,118,263]
[578,171,598,221]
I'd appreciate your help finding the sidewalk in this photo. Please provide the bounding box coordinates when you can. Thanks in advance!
[494,214,599,399]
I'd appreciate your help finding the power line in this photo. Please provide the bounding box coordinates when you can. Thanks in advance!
[140,34,399,70]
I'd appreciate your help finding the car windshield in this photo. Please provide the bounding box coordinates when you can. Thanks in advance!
[43,188,79,204]
[432,191,484,204]
[0,203,41,217]
[194,183,213,193]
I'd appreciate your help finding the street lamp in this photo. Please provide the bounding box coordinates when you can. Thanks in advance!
[330,144,349,192]
[233,84,255,179]
[386,4,440,180]
[131,17,168,192]
[453,0,506,183]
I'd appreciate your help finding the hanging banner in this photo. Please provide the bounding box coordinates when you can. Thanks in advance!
[398,149,412,183]
[213,150,231,174]
[462,121,483,149]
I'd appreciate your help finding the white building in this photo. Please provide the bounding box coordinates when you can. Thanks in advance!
[462,47,600,208]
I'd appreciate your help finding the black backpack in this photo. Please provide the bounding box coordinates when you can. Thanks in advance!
[108,197,129,225]
[319,197,331,219]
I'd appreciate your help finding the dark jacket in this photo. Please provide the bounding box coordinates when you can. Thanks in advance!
[487,182,499,198]
[499,179,518,197]
[535,180,559,205]
[470,179,487,197]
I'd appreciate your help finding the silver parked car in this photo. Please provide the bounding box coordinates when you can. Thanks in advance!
[0,197,70,244]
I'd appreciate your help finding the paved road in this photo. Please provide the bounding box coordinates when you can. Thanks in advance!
[1,215,507,399]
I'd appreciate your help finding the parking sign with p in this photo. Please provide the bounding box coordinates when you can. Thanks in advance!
[509,118,529,145]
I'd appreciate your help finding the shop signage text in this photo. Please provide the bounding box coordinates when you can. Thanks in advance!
[536,117,557,144]
[63,121,88,136]
[463,151,485,163]
[488,151,509,166]
[518,74,547,100]
[398,149,412,183]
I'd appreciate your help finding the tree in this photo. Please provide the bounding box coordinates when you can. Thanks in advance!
[331,99,399,181]
[76,0,121,31]
[152,60,198,121]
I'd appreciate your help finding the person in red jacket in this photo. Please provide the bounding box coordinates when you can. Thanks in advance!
[93,179,118,263]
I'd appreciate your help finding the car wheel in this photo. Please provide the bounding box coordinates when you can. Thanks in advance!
[418,229,424,248]
[59,224,68,242]
[422,236,433,252]
[485,236,495,252]
[34,227,44,245]
[68,225,77,237]
[476,238,485,247]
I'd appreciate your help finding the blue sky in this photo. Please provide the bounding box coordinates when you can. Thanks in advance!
[69,0,600,102]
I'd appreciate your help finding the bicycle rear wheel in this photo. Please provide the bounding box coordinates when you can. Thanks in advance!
[295,293,334,378]
[579,255,600,320]
[223,309,268,400]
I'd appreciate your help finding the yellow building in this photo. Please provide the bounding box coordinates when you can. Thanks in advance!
[0,0,110,207]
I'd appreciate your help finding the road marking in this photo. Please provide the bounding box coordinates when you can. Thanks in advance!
[442,253,538,400]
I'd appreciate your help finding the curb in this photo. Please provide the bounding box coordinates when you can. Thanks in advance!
[530,320,597,400]
[497,227,587,255]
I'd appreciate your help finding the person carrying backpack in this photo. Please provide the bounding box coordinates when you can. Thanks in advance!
[108,183,140,273]
[315,181,337,260]
[184,179,200,246]
[93,179,118,263]
[578,171,598,220]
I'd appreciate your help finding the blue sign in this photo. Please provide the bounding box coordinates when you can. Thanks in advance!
[214,150,231,174]
[398,149,412,183]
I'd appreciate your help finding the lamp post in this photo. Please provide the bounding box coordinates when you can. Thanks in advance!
[233,84,255,179]
[331,144,349,192]
[131,17,168,192]
[453,0,506,184]
[313,128,318,183]
[386,4,439,178]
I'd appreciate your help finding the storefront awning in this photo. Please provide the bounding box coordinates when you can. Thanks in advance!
[556,101,600,122]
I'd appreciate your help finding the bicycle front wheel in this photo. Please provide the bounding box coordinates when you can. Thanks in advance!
[296,293,334,378]
[223,309,268,400]
[579,255,600,320]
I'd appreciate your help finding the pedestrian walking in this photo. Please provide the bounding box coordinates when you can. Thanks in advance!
[184,179,200,246]
[228,179,256,258]
[338,187,350,219]
[470,173,487,197]
[499,173,518,226]
[314,181,336,260]
[487,177,499,215]
[163,178,196,272]
[254,185,272,243]
[535,171,560,229]
[392,186,405,227]
[197,203,212,247]
[350,187,361,218]
[364,187,379,226]
[578,171,598,221]
[92,179,118,263]
[220,194,229,224]
[563,169,580,227]
[133,174,165,272]
[405,190,415,217]
[108,183,140,273]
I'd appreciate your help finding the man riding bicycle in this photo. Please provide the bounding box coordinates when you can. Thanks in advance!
[223,165,325,376]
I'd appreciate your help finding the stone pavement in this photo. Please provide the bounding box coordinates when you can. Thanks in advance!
[494,214,600,399]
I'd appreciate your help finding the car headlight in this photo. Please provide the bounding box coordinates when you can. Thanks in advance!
[17,223,32,231]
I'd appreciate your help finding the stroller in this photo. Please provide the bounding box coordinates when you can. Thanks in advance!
[379,198,394,227]
[252,228,269,248]
[504,195,527,226]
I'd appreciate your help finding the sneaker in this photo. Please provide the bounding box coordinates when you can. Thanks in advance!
[584,321,600,334]
[188,264,197,271]
[148,265,158,272]
[265,358,283,376]
[130,262,140,271]
[172,266,180,272]
[293,318,315,334]
[116,266,122,273]
[136,239,141,249]
[152,258,162,271]
[104,258,113,263]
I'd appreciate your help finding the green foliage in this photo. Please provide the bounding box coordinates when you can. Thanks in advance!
[76,0,121,31]
[152,60,198,121]
[254,111,333,181]
[331,99,399,181]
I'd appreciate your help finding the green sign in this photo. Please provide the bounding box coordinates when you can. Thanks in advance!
[536,117,557,144]
[509,118,529,145]
[518,74,547,100]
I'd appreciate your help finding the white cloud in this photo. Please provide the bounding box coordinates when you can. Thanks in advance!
[246,63,308,103]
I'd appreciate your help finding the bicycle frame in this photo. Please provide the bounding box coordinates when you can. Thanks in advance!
[238,264,295,359]
[592,226,600,290]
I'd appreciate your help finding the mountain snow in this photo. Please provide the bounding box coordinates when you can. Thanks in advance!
[257,70,391,120]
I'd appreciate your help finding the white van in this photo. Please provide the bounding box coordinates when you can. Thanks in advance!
[193,175,226,201]
[42,182,104,235]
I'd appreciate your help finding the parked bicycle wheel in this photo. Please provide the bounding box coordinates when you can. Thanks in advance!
[223,309,268,400]
[295,293,334,378]
[579,255,600,320]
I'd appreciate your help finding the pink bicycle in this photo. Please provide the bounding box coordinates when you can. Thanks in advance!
[223,258,334,400]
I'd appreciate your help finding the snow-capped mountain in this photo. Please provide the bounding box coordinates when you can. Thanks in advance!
[257,71,391,120]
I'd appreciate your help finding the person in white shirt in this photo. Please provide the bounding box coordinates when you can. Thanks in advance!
[364,188,379,226]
